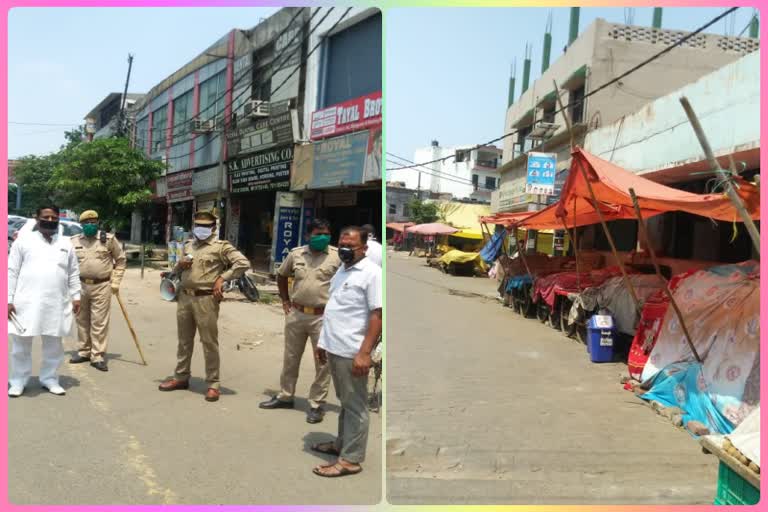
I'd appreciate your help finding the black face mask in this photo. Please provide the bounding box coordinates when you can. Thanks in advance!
[338,247,356,263]
[38,219,59,232]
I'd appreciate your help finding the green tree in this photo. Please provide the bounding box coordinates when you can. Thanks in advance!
[50,137,165,231]
[408,198,440,224]
[12,153,60,216]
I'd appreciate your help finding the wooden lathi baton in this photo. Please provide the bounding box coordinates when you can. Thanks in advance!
[115,293,147,365]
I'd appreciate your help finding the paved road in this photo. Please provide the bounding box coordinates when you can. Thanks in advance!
[386,253,717,505]
[9,267,381,505]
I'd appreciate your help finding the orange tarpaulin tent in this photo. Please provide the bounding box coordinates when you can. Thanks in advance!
[480,211,535,227]
[512,148,760,230]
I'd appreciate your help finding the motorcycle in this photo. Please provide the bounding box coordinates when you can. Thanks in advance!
[223,274,260,302]
[160,271,259,302]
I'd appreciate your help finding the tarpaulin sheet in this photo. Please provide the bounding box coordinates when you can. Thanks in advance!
[532,267,624,309]
[451,230,484,240]
[625,270,696,382]
[567,274,664,335]
[642,362,736,436]
[641,261,760,432]
[438,249,481,265]
[479,228,505,264]
[505,274,534,293]
[517,148,760,230]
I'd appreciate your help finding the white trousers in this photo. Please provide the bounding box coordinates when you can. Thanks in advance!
[9,335,64,388]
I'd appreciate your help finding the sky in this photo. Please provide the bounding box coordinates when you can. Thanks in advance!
[385,6,758,170]
[8,7,279,158]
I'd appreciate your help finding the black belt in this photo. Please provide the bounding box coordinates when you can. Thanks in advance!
[81,277,110,285]
[183,289,214,296]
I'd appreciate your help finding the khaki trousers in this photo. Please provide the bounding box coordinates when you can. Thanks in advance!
[329,353,369,464]
[174,292,221,389]
[76,281,112,362]
[277,310,330,409]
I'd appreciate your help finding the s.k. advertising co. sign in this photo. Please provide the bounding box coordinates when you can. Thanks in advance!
[310,91,382,140]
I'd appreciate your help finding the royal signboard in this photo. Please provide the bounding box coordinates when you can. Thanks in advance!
[310,91,382,140]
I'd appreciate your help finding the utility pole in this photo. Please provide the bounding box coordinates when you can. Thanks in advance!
[118,54,134,137]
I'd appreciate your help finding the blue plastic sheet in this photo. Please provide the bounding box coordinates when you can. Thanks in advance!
[479,228,505,264]
[505,274,533,293]
[640,362,735,436]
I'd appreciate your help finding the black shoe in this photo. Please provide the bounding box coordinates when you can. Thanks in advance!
[69,354,90,364]
[90,361,108,372]
[307,407,325,424]
[259,396,294,409]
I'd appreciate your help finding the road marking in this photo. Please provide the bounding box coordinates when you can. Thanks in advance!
[67,357,178,504]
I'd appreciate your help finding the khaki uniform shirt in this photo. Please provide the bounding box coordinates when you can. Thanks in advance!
[179,235,250,290]
[277,245,341,307]
[71,232,127,287]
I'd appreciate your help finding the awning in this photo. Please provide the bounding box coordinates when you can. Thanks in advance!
[450,229,484,240]
[518,147,760,229]
[406,223,459,235]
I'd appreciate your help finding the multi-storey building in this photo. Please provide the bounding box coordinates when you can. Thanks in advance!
[494,13,760,216]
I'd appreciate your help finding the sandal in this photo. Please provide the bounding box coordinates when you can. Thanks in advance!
[312,462,363,478]
[311,442,340,456]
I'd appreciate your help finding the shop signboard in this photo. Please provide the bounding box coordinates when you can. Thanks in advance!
[310,131,370,189]
[226,100,299,158]
[228,145,292,193]
[166,170,193,203]
[525,152,557,196]
[270,192,302,273]
[310,91,382,140]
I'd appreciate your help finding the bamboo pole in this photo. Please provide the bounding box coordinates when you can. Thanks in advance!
[575,158,642,315]
[679,96,760,255]
[629,188,701,363]
[572,201,581,289]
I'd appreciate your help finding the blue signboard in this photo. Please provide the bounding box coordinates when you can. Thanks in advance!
[525,152,557,196]
[272,192,302,273]
[311,131,370,189]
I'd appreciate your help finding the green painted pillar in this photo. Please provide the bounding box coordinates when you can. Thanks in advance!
[749,15,759,39]
[508,76,516,107]
[569,7,580,45]
[652,8,663,29]
[522,58,531,93]
[541,32,552,73]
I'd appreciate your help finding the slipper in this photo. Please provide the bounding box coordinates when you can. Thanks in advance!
[311,442,340,456]
[312,463,363,478]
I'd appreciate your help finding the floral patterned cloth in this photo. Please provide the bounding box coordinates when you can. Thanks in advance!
[640,261,760,431]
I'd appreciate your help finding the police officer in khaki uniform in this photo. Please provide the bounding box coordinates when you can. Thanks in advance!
[259,218,341,423]
[69,210,126,372]
[158,210,249,402]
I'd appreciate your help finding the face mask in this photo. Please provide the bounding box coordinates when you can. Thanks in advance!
[193,226,213,240]
[338,247,356,264]
[83,224,98,237]
[38,219,59,232]
[309,234,331,251]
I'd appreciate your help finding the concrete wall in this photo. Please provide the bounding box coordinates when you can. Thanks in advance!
[386,186,417,222]
[585,50,759,182]
[301,7,381,139]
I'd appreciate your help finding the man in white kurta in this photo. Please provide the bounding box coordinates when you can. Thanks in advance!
[361,224,382,267]
[8,208,81,397]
